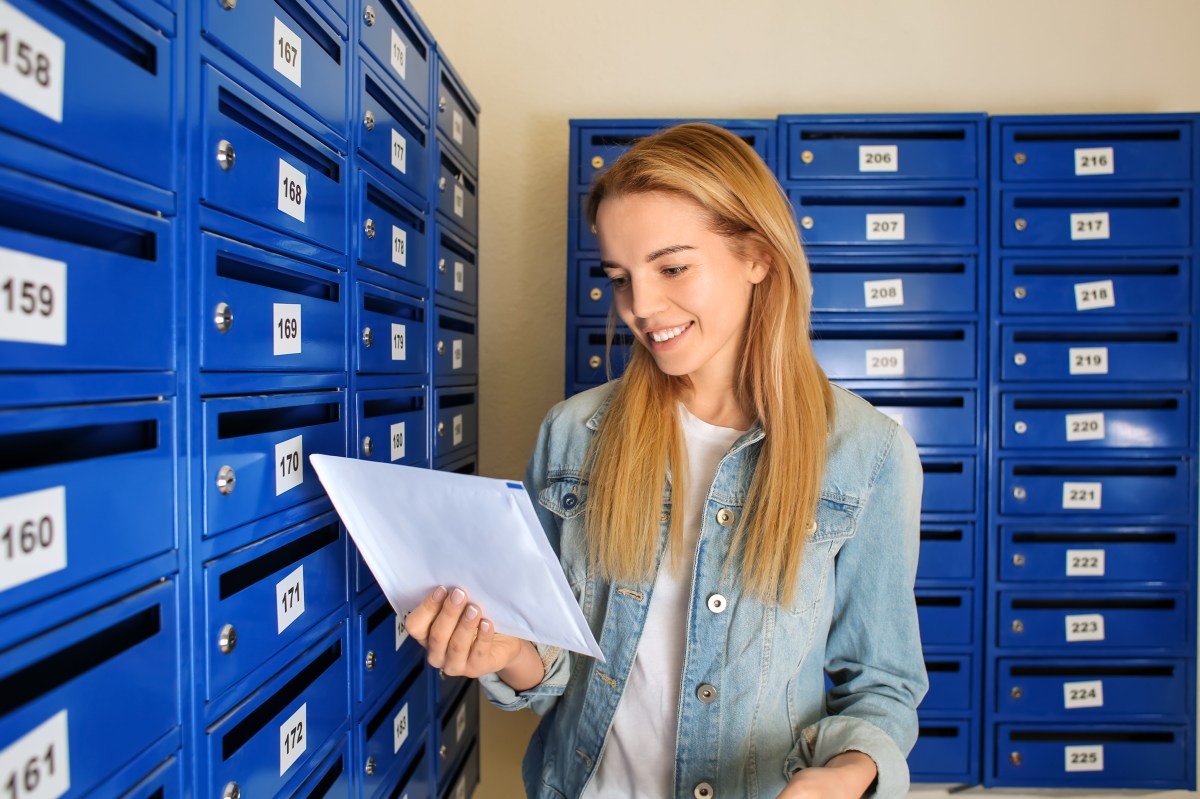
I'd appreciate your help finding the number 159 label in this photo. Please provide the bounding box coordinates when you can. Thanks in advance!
[0,711,70,799]
[0,247,66,346]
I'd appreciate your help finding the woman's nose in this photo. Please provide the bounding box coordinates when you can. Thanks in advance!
[629,278,668,319]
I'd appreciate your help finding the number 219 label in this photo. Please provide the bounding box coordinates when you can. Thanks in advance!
[0,711,70,799]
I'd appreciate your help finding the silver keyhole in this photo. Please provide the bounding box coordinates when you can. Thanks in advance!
[440,745,448,759]
[590,288,603,301]
[800,216,814,230]
[214,302,233,333]
[589,355,602,369]
[365,651,377,671]
[437,422,445,437]
[362,436,373,457]
[1014,352,1027,366]
[1012,553,1026,567]
[363,4,376,26]
[218,623,237,654]
[1013,486,1027,500]
[217,466,236,496]
[362,327,374,348]
[223,783,240,799]
[216,140,235,171]
[1014,218,1028,231]
[439,176,447,192]
[1011,686,1023,699]
[220,0,236,8]
[1013,152,1027,166]
[1010,752,1023,766]
[437,341,446,355]
[1014,286,1027,299]
[364,757,376,776]
[1014,421,1028,434]
[364,110,375,131]
[439,97,448,113]
[364,218,376,239]
[1012,619,1025,633]
[438,258,447,273]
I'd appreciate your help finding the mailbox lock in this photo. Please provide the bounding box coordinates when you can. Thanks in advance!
[440,745,448,760]
[800,150,815,164]
[1014,352,1027,366]
[1012,619,1025,633]
[439,96,448,113]
[1014,286,1027,300]
[217,466,236,496]
[223,783,240,799]
[439,176,448,192]
[1010,686,1023,699]
[218,624,237,654]
[1014,218,1028,231]
[364,110,375,132]
[365,650,377,671]
[437,341,446,355]
[589,355,602,369]
[437,422,446,437]
[1010,751,1023,766]
[800,216,815,230]
[216,140,236,171]
[220,0,236,9]
[214,302,233,333]
[1014,421,1028,434]
[439,258,447,273]
[363,4,376,26]
[1012,553,1026,567]
[365,757,377,776]
[362,327,374,348]
[362,436,374,457]
[1013,152,1027,166]
[364,218,376,239]
[1013,486,1027,500]
[591,156,604,169]
[589,288,603,301]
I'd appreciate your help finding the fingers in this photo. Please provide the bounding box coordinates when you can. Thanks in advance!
[426,587,470,670]
[403,585,448,645]
[442,602,484,675]
[464,618,496,673]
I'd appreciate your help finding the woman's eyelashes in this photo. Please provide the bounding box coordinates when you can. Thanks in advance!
[606,273,630,289]
[605,265,690,289]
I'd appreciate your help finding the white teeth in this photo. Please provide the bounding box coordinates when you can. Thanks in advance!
[649,323,689,343]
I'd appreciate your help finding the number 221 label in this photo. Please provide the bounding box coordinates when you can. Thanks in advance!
[0,710,70,799]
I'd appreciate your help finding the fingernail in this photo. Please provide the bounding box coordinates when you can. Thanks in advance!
[465,604,479,620]
[450,588,466,606]
[480,620,492,634]
[432,586,447,602]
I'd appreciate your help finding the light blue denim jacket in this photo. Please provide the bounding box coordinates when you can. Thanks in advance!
[479,381,927,799]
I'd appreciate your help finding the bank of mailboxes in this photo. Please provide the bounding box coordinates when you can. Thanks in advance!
[1,2,481,799]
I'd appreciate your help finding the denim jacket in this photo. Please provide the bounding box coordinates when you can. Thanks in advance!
[479,381,927,799]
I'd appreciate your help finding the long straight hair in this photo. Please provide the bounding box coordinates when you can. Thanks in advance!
[582,122,834,605]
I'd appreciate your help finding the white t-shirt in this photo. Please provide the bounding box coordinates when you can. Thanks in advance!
[581,405,746,798]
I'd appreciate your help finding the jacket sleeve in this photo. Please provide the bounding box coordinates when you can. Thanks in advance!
[783,423,928,798]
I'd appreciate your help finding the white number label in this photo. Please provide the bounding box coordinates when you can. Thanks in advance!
[1066,548,1105,577]
[863,278,904,308]
[452,413,463,446]
[1065,744,1104,772]
[279,703,306,775]
[452,339,463,370]
[1074,279,1115,311]
[453,261,465,293]
[391,323,406,361]
[452,109,464,145]
[0,711,70,799]
[0,486,67,592]
[1070,211,1110,240]
[389,421,405,462]
[278,160,307,222]
[1062,481,1101,510]
[453,779,465,799]
[0,3,65,122]
[453,184,465,218]
[1064,680,1104,709]
[455,703,466,742]
[275,564,305,633]
[391,225,407,267]
[1075,147,1114,176]
[1069,346,1108,375]
[275,434,304,495]
[865,348,905,377]
[859,144,898,172]
[1065,613,1105,642]
[0,247,66,346]
[389,29,406,79]
[1065,411,1105,442]
[866,213,905,241]
[273,303,301,356]
[390,128,407,174]
[395,613,409,650]
[393,703,409,753]
[272,17,302,87]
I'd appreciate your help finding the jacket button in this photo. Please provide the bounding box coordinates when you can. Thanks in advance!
[706,594,727,614]
[694,783,714,799]
[807,520,817,534]
[715,508,734,527]
[563,492,578,509]
[696,683,717,704]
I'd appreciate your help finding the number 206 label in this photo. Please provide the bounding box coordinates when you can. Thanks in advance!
[0,710,70,799]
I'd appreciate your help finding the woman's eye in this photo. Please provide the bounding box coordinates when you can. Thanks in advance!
[663,265,689,277]
[607,275,629,289]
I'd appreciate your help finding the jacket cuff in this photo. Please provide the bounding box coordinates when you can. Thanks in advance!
[477,643,571,714]
[783,715,910,799]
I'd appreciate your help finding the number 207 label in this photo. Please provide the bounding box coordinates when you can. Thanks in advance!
[865,213,905,241]
[0,710,70,799]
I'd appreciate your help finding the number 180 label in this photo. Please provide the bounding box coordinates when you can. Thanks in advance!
[0,711,70,799]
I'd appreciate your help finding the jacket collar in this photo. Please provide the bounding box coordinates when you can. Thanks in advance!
[584,383,767,453]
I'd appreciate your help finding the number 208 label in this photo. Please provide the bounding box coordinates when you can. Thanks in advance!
[0,711,70,799]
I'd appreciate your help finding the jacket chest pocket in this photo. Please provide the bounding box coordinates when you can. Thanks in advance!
[785,496,859,615]
[538,476,589,591]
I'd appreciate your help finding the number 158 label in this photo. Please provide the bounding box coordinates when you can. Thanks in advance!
[0,2,66,122]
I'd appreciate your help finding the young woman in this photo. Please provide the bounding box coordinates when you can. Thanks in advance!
[405,123,926,799]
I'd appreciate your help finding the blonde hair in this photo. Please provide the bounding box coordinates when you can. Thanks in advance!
[581,122,834,605]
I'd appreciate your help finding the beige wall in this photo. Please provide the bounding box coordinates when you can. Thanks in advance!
[409,2,1200,796]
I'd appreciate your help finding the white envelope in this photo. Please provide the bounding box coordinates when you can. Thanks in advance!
[309,454,604,661]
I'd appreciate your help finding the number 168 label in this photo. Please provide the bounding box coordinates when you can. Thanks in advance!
[278,160,307,222]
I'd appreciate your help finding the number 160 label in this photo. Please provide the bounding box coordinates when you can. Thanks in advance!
[0,712,69,799]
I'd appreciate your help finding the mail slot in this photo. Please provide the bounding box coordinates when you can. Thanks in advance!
[999,458,1192,519]
[436,671,469,718]
[916,524,975,582]
[436,452,478,476]
[377,742,431,799]
[207,626,349,799]
[119,755,182,799]
[0,0,173,196]
[920,456,975,514]
[1000,191,1191,249]
[437,682,479,784]
[575,122,774,183]
[358,174,429,289]
[433,306,477,385]
[811,324,976,381]
[788,189,977,247]
[287,735,350,799]
[997,592,1188,653]
[994,724,1188,788]
[358,661,431,796]
[357,590,424,705]
[808,255,977,314]
[999,258,1191,316]
[783,118,981,181]
[575,260,611,318]
[1000,393,1191,450]
[999,325,1189,383]
[907,720,973,783]
[202,391,346,536]
[0,400,173,614]
[436,59,480,172]
[201,232,345,372]
[356,387,427,466]
[0,580,178,799]
[434,226,478,309]
[915,589,973,647]
[202,0,346,135]
[203,512,347,700]
[0,169,172,371]
[576,328,634,384]
[356,281,428,376]
[201,64,347,252]
[435,145,477,241]
[433,387,477,465]
[996,659,1188,720]
[853,389,976,448]
[358,62,429,201]
[439,737,479,799]
[998,527,1190,584]
[997,119,1193,183]
[358,0,430,116]
[922,655,973,712]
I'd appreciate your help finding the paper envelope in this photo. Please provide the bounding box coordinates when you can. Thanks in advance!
[310,454,604,661]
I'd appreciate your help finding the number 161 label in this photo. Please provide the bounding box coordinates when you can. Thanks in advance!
[0,710,70,799]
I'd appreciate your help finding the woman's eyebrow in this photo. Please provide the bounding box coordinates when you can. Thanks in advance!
[646,244,695,262]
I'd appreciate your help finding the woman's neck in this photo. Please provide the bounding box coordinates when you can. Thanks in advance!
[681,389,753,431]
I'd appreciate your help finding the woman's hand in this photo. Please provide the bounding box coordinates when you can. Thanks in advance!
[776,751,877,799]
[403,586,543,690]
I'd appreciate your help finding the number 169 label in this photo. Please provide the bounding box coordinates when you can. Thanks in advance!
[0,711,70,799]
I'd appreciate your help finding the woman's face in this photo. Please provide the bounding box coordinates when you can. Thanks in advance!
[596,192,768,390]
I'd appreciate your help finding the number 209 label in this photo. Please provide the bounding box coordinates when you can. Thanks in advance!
[0,711,70,799]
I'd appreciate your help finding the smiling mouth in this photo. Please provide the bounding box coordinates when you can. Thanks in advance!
[647,322,693,343]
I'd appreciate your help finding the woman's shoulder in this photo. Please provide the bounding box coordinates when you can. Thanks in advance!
[542,381,617,432]
[825,383,919,494]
